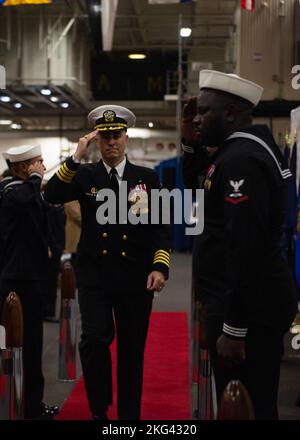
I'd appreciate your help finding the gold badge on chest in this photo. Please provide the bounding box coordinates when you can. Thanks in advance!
[85,187,98,197]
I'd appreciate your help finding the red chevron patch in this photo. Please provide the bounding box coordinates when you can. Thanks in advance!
[225,195,249,205]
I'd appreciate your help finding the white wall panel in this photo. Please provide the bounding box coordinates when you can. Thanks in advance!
[238,0,299,100]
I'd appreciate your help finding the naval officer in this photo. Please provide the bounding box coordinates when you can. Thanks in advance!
[45,105,171,420]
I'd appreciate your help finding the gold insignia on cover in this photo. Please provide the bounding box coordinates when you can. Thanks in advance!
[103,110,116,122]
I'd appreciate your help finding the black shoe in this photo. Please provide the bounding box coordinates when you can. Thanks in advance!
[40,402,60,419]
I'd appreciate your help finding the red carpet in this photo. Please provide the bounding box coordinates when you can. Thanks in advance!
[58,312,190,420]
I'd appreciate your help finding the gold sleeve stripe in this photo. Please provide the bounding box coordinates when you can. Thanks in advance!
[56,170,72,183]
[154,253,170,261]
[57,168,73,181]
[59,169,75,180]
[56,164,76,179]
[153,258,170,267]
[154,250,170,258]
[62,163,76,174]
[154,249,170,254]
[63,162,77,174]
[154,256,170,262]
[153,255,170,265]
[57,168,72,180]
[56,170,71,183]
[62,163,76,177]
[154,251,170,258]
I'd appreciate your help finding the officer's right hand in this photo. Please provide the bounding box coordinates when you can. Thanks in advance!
[181,96,198,144]
[74,130,98,161]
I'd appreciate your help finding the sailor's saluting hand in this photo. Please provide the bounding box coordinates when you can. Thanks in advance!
[28,160,46,179]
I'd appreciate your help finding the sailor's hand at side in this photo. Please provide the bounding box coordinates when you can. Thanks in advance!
[217,334,246,368]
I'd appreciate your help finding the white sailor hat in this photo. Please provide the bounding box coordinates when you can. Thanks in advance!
[88,105,136,131]
[199,70,263,106]
[5,145,42,163]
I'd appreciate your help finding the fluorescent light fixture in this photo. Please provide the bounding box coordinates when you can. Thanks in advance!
[11,123,22,130]
[164,94,178,101]
[40,88,52,96]
[180,27,192,38]
[128,53,147,60]
[0,119,12,125]
[128,128,152,139]
[148,122,154,128]
[14,102,23,109]
[50,96,59,102]
[60,101,70,109]
[0,95,11,103]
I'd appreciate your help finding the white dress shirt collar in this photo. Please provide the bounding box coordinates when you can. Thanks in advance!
[102,157,126,180]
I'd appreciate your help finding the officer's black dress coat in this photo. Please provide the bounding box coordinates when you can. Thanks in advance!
[45,157,170,293]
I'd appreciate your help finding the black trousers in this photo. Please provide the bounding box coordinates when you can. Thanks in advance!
[204,315,284,420]
[0,280,45,419]
[78,287,153,420]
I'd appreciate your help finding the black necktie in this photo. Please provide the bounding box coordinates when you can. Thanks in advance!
[109,168,119,194]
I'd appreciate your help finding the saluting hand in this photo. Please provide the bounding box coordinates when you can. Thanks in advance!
[216,333,246,369]
[74,130,98,161]
[181,96,198,144]
[28,161,45,179]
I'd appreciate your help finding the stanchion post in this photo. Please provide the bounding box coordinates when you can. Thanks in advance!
[0,292,24,420]
[58,260,77,382]
[192,280,217,420]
